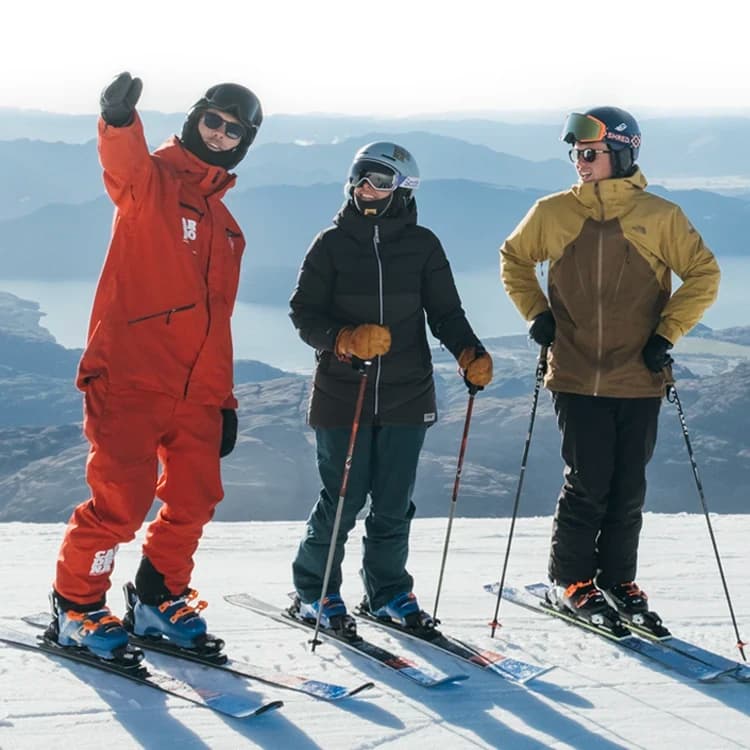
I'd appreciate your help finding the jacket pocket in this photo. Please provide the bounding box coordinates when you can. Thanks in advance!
[127,303,196,325]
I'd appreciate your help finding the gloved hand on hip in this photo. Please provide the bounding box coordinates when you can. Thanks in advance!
[642,334,673,372]
[100,71,143,127]
[528,310,556,346]
[335,324,391,360]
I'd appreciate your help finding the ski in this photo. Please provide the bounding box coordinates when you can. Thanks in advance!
[21,612,373,702]
[523,582,750,683]
[224,593,469,688]
[354,605,552,684]
[0,624,283,718]
[585,610,750,683]
[484,582,730,682]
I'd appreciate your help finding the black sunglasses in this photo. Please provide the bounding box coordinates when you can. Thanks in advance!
[569,147,611,163]
[201,111,246,141]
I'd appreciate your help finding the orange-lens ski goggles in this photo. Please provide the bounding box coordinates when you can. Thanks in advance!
[561,112,607,144]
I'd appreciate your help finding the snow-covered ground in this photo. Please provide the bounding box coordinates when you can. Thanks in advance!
[1,515,748,749]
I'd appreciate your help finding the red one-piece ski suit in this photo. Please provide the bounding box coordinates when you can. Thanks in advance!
[54,113,245,605]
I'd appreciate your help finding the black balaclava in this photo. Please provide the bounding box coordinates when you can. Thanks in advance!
[180,109,251,170]
[353,191,394,217]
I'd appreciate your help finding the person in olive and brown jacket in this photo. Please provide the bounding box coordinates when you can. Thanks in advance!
[289,142,493,633]
[49,72,262,662]
[500,106,719,622]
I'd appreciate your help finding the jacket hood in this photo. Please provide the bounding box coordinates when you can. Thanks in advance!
[153,136,237,199]
[333,197,418,242]
[569,167,649,220]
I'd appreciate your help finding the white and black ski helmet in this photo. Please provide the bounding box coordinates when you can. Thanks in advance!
[347,141,421,197]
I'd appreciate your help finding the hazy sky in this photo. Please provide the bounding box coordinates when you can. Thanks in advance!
[3,1,747,118]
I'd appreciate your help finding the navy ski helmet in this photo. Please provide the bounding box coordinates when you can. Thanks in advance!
[181,83,263,170]
[561,106,641,177]
[346,141,420,216]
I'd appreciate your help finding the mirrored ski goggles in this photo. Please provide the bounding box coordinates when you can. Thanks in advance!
[569,147,611,163]
[201,111,246,140]
[349,163,401,192]
[561,112,607,144]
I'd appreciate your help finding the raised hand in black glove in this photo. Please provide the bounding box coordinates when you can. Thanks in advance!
[219,408,238,458]
[100,72,143,127]
[642,334,673,372]
[528,310,556,346]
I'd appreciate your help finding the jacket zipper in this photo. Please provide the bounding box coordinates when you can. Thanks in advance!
[593,183,604,396]
[127,303,196,325]
[373,224,384,417]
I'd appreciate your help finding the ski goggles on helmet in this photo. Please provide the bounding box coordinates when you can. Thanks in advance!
[561,112,607,145]
[201,111,246,140]
[348,160,403,192]
[348,159,421,192]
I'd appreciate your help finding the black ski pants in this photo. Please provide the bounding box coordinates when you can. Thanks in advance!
[548,392,661,589]
[292,424,427,610]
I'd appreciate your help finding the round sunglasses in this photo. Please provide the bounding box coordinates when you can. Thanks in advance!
[569,147,611,163]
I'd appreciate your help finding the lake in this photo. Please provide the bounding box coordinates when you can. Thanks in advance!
[1,257,746,373]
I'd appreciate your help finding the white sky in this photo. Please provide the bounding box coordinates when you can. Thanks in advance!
[3,0,748,117]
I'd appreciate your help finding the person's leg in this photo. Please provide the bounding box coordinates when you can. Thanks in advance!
[140,400,224,599]
[596,397,661,589]
[292,427,373,603]
[54,382,166,610]
[548,393,617,586]
[360,425,427,610]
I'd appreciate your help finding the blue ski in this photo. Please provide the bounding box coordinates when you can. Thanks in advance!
[485,582,730,682]
[0,624,282,718]
[354,605,552,684]
[23,611,372,701]
[225,593,468,688]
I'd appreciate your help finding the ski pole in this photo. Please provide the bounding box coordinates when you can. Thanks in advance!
[490,346,547,638]
[667,383,747,660]
[432,383,479,623]
[309,359,371,652]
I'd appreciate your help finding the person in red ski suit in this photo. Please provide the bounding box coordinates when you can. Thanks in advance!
[49,72,262,659]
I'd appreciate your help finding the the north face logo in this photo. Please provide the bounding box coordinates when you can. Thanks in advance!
[182,217,197,242]
[89,547,117,576]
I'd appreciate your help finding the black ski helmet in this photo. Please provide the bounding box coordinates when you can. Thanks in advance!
[181,83,263,170]
[561,106,641,177]
[345,141,420,216]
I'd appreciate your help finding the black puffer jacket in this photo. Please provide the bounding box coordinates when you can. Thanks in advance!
[290,199,481,428]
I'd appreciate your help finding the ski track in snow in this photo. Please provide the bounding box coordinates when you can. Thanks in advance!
[0,515,748,749]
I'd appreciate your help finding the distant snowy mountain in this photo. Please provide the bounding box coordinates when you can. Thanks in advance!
[1,327,749,522]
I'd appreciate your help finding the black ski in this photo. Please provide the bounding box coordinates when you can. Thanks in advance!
[0,624,282,718]
[354,605,552,684]
[225,593,469,688]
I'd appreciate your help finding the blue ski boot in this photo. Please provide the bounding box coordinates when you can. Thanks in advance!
[371,592,435,630]
[54,604,131,661]
[294,593,357,635]
[123,582,222,652]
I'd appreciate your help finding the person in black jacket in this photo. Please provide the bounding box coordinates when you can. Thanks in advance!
[289,141,493,632]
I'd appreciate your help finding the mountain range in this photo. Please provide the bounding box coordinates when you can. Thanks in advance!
[1,109,748,521]
[0,296,747,522]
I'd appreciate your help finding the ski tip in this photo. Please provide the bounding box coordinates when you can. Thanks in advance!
[259,699,285,715]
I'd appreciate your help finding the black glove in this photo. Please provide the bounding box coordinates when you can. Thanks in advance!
[219,409,238,458]
[528,310,556,346]
[642,334,674,372]
[100,72,143,127]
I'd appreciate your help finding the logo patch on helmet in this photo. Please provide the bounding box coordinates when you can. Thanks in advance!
[391,145,410,162]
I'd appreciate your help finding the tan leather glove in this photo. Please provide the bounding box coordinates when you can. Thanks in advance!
[458,346,493,387]
[335,324,391,359]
